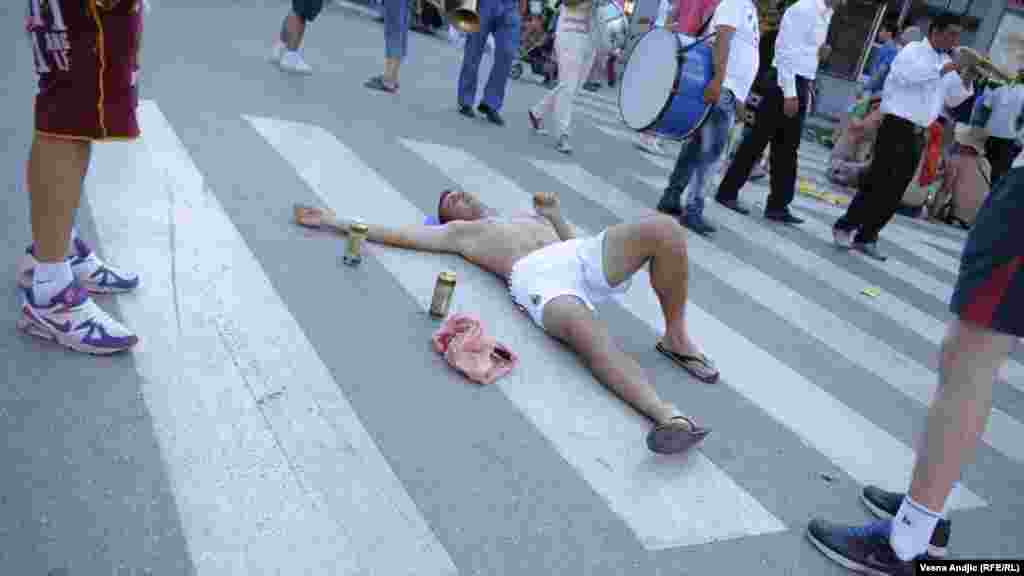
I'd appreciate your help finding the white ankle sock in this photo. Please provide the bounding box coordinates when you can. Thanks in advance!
[889,495,942,561]
[32,261,74,305]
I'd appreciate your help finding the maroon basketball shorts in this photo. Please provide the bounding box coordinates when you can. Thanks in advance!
[27,0,143,141]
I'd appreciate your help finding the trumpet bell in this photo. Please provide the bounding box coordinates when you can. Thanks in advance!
[446,0,480,33]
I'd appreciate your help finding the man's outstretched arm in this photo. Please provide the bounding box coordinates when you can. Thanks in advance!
[294,204,462,254]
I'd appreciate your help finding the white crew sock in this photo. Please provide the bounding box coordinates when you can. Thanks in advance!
[32,261,74,305]
[889,495,942,561]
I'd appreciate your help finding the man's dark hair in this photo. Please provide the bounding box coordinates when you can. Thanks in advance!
[438,189,455,224]
[929,13,962,34]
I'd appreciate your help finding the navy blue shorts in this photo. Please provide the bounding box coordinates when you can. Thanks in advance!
[950,166,1023,338]
[292,0,325,21]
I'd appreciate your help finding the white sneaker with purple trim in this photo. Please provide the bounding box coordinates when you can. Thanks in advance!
[17,281,139,355]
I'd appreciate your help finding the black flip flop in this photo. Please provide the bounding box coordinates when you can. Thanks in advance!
[364,75,398,94]
[646,415,711,455]
[656,342,720,383]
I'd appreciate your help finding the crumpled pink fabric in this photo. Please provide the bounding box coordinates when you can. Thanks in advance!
[431,313,518,385]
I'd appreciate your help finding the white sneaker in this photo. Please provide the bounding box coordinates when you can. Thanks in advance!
[279,50,312,74]
[18,281,138,355]
[270,40,286,64]
[17,239,140,294]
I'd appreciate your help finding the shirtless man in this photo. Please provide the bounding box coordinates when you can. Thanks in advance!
[294,189,719,454]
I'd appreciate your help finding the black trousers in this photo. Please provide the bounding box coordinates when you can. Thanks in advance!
[985,136,1022,189]
[716,71,810,212]
[834,114,925,243]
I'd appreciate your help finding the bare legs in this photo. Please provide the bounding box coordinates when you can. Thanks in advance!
[541,215,703,426]
[908,319,1015,512]
[29,134,92,264]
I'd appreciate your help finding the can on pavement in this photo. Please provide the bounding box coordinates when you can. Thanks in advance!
[429,271,457,318]
[343,222,369,266]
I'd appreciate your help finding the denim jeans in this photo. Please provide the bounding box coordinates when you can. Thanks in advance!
[663,89,737,218]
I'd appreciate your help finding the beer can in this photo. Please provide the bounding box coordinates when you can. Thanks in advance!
[343,222,369,266]
[429,271,457,318]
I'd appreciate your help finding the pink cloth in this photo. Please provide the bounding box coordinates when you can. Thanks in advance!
[431,313,518,385]
[674,0,719,35]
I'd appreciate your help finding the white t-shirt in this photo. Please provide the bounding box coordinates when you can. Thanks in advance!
[983,84,1024,141]
[707,0,760,103]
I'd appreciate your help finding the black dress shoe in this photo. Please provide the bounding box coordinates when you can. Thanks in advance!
[656,198,682,216]
[715,197,750,215]
[477,103,504,126]
[458,104,475,118]
[764,209,804,224]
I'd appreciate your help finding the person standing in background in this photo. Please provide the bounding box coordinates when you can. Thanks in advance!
[456,0,523,125]
[974,77,1024,185]
[655,0,760,236]
[832,14,970,261]
[18,0,142,354]
[271,0,325,74]
[527,0,603,153]
[365,0,412,93]
[714,0,841,223]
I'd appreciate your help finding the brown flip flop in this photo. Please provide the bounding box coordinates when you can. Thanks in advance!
[646,415,711,455]
[656,342,720,383]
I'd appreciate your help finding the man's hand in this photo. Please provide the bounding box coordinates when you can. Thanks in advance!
[533,192,561,221]
[704,77,723,105]
[783,96,799,117]
[941,61,960,76]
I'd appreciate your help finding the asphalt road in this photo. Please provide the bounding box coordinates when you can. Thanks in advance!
[1,1,1021,574]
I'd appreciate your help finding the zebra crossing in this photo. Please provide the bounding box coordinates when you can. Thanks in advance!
[77,97,1021,573]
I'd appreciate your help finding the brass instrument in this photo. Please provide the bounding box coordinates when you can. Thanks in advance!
[425,0,480,33]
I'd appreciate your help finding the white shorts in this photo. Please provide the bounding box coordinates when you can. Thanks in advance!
[508,230,633,330]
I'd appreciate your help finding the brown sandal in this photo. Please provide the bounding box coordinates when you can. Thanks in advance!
[646,415,711,455]
[656,342,720,383]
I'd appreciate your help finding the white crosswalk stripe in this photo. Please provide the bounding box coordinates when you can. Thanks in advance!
[79,98,1023,570]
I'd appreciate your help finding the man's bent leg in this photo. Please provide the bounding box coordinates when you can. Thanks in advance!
[601,215,716,382]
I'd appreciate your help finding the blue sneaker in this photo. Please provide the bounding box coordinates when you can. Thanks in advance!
[806,518,931,576]
[17,281,138,355]
[18,238,140,294]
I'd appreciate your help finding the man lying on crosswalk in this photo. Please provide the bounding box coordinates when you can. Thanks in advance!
[294,189,718,455]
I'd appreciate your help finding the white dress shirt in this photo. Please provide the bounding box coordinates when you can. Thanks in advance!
[983,84,1024,141]
[881,38,972,128]
[773,0,833,99]
[709,0,760,103]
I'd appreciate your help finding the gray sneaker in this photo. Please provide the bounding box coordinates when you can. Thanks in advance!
[556,134,572,155]
[833,227,854,249]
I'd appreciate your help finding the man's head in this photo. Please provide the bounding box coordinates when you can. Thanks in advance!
[438,189,486,224]
[928,14,963,53]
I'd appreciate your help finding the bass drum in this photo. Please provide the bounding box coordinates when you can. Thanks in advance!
[617,28,714,141]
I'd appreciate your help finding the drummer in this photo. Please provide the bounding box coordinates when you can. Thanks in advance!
[655,0,760,236]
